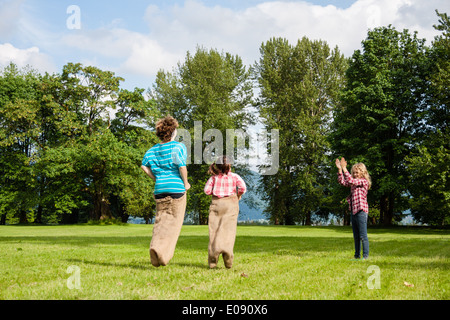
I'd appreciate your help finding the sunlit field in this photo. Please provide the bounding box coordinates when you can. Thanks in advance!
[1,224,448,300]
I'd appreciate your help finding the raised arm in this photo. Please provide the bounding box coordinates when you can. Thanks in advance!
[342,170,368,188]
[337,171,350,187]
[336,158,350,187]
[340,157,368,188]
[335,158,342,174]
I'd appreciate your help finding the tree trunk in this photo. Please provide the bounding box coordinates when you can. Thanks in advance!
[304,212,311,226]
[97,193,111,220]
[121,213,129,223]
[90,188,112,221]
[384,193,394,226]
[343,211,350,226]
[380,194,394,226]
[380,196,387,225]
[91,165,112,221]
[19,210,28,224]
[35,204,43,224]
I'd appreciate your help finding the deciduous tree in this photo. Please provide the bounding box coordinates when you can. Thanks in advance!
[331,26,429,225]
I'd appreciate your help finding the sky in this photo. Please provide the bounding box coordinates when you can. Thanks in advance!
[1,0,449,91]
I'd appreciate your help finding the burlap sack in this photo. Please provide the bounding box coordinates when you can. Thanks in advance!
[150,194,186,267]
[208,195,239,269]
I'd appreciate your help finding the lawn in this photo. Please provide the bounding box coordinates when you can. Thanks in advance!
[0,224,448,300]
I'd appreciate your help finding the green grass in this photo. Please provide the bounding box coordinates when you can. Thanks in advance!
[0,224,448,300]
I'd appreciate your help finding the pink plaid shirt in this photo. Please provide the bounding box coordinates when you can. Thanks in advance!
[338,171,369,214]
[204,172,247,198]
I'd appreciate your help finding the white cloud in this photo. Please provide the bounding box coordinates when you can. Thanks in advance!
[142,0,449,66]
[6,0,448,84]
[62,28,182,77]
[0,43,56,73]
[121,33,181,76]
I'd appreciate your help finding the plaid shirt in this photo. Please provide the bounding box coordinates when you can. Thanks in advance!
[338,171,369,214]
[204,172,247,198]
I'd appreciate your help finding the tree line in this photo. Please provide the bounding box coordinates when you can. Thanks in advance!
[0,11,448,226]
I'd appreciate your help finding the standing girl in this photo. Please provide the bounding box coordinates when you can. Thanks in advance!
[204,156,247,269]
[336,157,371,260]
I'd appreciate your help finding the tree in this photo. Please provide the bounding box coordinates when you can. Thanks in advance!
[151,46,254,224]
[0,64,42,224]
[331,26,429,225]
[254,37,347,225]
[406,11,450,226]
[40,63,125,221]
[41,64,159,222]
[109,88,160,223]
[0,62,160,224]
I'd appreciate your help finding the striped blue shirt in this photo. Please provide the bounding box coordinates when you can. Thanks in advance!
[142,141,187,195]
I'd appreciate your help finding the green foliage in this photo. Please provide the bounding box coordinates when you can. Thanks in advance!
[0,62,159,224]
[1,225,448,299]
[1,11,449,226]
[254,37,347,225]
[0,63,42,224]
[331,25,429,225]
[151,46,254,224]
[405,11,450,226]
[406,137,450,225]
[86,217,128,225]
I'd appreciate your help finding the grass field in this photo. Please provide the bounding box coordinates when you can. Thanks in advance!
[0,224,448,300]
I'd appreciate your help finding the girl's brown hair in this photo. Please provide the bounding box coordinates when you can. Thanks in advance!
[208,155,231,176]
[155,116,178,142]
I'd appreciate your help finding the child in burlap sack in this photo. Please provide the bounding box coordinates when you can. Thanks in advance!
[204,156,247,269]
[141,116,190,267]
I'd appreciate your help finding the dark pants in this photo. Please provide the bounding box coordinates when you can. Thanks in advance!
[351,210,369,259]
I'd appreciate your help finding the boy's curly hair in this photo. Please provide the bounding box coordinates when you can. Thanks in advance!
[155,116,179,142]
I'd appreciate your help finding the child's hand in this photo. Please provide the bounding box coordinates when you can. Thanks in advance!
[340,157,347,170]
[335,158,341,169]
[185,182,191,191]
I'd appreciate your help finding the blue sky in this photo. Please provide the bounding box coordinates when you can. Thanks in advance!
[1,0,449,91]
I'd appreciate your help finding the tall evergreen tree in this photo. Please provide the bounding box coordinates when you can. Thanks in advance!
[151,47,254,224]
[254,37,347,225]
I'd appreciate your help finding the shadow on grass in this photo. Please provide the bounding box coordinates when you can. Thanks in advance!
[3,234,444,257]
[65,258,152,270]
[1,226,448,263]
[239,224,450,235]
[172,262,210,269]
[60,234,448,272]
